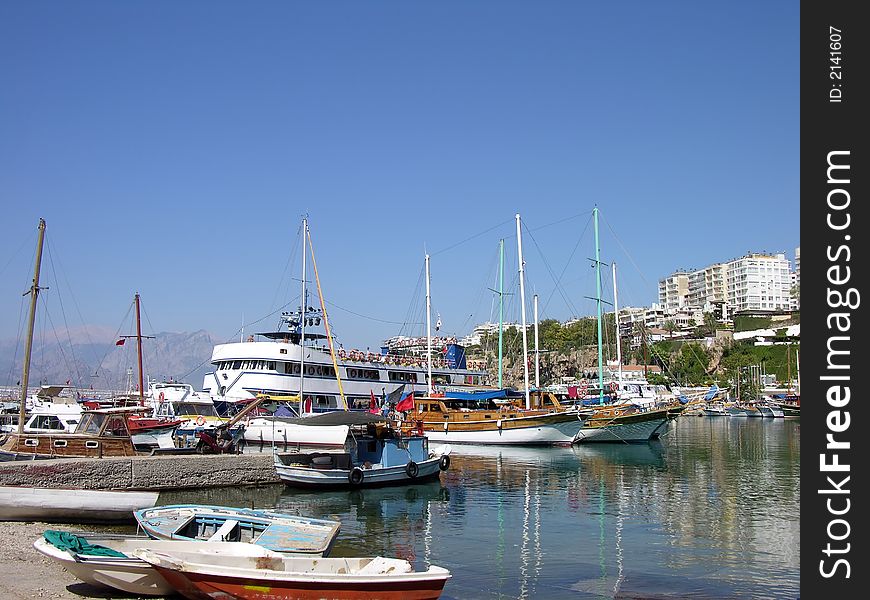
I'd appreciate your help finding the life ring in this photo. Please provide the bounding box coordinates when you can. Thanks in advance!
[439,455,450,471]
[414,420,425,436]
[158,391,165,402]
[405,461,419,479]
[196,415,206,426]
[348,466,364,486]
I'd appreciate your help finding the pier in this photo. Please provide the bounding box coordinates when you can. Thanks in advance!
[0,453,281,490]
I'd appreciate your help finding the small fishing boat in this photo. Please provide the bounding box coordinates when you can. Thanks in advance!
[133,504,341,555]
[274,413,450,488]
[0,486,158,522]
[33,530,283,596]
[133,546,452,600]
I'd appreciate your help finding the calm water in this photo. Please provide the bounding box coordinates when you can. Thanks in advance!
[157,416,800,599]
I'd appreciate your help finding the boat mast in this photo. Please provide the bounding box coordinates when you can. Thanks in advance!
[306,226,347,409]
[612,262,623,389]
[593,207,604,405]
[17,218,46,434]
[516,213,530,410]
[425,254,433,396]
[786,341,791,394]
[498,239,505,389]
[135,292,145,405]
[299,218,308,416]
[533,294,540,390]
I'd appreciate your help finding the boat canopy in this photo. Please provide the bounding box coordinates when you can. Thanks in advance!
[443,389,509,401]
[269,411,388,427]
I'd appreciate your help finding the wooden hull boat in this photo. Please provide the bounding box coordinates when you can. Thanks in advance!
[0,486,158,522]
[408,393,588,446]
[574,405,671,443]
[0,406,150,460]
[134,504,341,555]
[133,547,452,600]
[33,532,283,597]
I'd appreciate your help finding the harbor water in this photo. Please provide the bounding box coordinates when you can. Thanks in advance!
[155,416,800,599]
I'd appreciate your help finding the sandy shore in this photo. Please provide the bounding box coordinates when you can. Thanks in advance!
[0,522,177,599]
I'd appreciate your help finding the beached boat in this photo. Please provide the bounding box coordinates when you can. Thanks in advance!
[133,504,341,555]
[273,413,450,488]
[134,546,452,600]
[0,486,158,522]
[33,531,284,597]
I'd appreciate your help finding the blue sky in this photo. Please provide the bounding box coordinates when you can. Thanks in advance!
[1,1,798,351]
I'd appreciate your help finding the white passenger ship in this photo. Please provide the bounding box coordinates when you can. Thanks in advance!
[202,307,488,415]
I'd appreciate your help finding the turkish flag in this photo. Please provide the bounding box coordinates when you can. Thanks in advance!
[395,392,415,413]
[115,338,126,346]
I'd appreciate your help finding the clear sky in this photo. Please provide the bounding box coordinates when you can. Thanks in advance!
[1,1,799,351]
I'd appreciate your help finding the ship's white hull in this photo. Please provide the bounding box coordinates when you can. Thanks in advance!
[574,417,669,443]
[422,418,584,446]
[202,341,485,407]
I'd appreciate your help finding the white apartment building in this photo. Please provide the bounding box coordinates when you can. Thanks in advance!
[725,252,792,312]
[460,321,526,346]
[687,263,728,309]
[658,272,690,313]
[793,247,800,309]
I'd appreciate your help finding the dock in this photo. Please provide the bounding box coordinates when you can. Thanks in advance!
[0,453,282,490]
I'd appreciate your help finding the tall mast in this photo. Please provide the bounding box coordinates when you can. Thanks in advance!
[17,218,46,434]
[135,293,145,405]
[594,207,604,404]
[516,214,530,410]
[299,218,308,416]
[498,239,505,389]
[533,294,540,390]
[786,342,792,394]
[306,226,347,409]
[425,254,433,396]
[612,262,623,388]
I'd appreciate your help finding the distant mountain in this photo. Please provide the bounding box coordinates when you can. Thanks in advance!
[0,330,221,391]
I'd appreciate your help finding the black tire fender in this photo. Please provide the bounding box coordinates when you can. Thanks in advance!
[405,461,419,479]
[348,466,364,486]
[439,454,450,471]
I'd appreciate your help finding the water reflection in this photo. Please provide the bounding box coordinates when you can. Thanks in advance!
[150,417,799,599]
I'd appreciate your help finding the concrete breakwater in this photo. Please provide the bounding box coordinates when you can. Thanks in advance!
[0,453,282,490]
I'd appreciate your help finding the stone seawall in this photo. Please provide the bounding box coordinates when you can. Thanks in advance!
[0,453,282,490]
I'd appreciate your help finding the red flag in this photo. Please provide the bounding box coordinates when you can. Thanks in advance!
[369,390,378,412]
[115,338,126,346]
[395,392,415,413]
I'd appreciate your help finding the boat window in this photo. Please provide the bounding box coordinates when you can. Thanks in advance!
[104,415,128,436]
[232,361,242,370]
[76,413,105,435]
[432,374,450,385]
[267,361,276,371]
[53,440,68,448]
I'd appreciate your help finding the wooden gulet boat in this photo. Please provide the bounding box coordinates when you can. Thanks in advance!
[404,391,588,446]
[133,546,452,600]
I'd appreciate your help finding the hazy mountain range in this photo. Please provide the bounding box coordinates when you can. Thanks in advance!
[0,330,221,392]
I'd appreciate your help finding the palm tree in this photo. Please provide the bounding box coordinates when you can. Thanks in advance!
[704,312,718,336]
[664,319,678,339]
